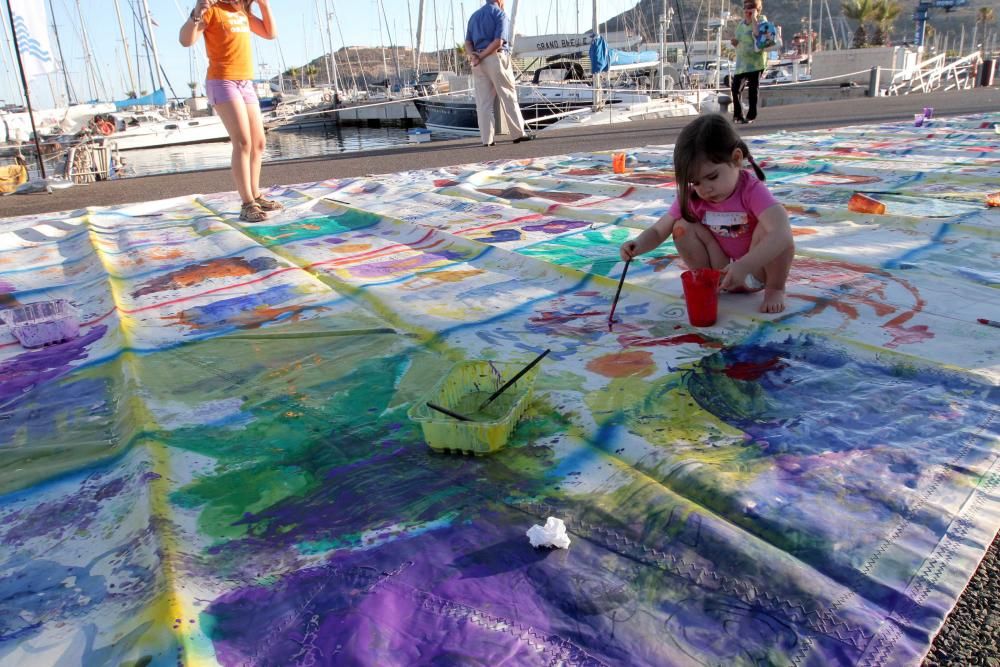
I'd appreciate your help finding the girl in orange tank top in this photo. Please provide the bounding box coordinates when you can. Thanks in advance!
[179,0,280,223]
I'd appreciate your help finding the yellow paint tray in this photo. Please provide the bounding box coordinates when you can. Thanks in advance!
[408,360,539,455]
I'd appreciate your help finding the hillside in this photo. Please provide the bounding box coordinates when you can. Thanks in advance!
[603,0,996,51]
[288,0,996,88]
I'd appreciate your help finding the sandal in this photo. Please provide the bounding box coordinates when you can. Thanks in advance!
[239,201,267,223]
[254,194,284,212]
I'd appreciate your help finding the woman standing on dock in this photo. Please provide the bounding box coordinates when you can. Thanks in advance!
[180,0,282,222]
[730,0,768,124]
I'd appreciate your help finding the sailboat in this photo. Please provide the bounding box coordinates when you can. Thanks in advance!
[412,0,698,136]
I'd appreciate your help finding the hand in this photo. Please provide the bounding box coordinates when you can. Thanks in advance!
[192,0,212,21]
[730,37,739,47]
[620,240,640,262]
[719,261,748,292]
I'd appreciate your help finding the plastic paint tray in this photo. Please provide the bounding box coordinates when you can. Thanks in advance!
[0,299,80,348]
[408,360,539,455]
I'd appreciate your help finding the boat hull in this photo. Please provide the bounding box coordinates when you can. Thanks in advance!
[109,117,231,151]
[414,97,597,136]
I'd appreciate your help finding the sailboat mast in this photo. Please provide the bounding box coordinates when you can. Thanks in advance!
[592,0,602,111]
[509,0,519,51]
[324,0,340,93]
[113,0,138,96]
[315,0,331,85]
[75,0,97,100]
[414,0,425,76]
[432,0,441,71]
[47,0,75,104]
[139,0,163,92]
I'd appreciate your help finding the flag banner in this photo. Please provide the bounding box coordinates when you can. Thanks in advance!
[10,0,56,78]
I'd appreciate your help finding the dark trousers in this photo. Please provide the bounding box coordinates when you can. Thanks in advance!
[731,69,762,121]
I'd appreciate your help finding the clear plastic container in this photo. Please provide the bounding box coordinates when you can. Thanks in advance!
[408,360,539,455]
[0,299,80,348]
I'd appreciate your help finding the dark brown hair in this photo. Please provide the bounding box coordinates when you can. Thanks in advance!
[673,113,765,223]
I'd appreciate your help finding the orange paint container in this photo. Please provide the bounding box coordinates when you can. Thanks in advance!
[987,192,1000,208]
[612,152,627,174]
[847,192,886,215]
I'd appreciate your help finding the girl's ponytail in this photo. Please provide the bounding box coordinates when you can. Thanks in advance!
[741,141,766,182]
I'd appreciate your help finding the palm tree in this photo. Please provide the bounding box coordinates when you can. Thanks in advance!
[871,0,902,46]
[287,67,300,89]
[305,65,319,87]
[842,0,876,48]
[454,43,467,73]
[974,7,995,49]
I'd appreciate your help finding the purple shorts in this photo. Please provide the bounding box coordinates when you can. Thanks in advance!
[205,79,258,106]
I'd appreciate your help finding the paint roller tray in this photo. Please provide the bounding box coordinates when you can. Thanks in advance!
[0,299,80,348]
[408,360,539,455]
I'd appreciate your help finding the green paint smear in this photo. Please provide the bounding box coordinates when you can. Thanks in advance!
[518,227,670,277]
[145,330,567,568]
[241,209,381,246]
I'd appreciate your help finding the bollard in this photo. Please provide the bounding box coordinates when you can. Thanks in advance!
[979,60,997,87]
[717,95,732,114]
[867,67,881,97]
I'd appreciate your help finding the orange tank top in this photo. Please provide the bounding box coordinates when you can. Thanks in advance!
[202,4,254,81]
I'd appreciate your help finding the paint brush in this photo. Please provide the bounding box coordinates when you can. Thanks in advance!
[977,318,1000,329]
[426,402,472,421]
[608,258,632,330]
[479,349,550,410]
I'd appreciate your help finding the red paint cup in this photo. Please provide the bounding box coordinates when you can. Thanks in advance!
[681,268,721,327]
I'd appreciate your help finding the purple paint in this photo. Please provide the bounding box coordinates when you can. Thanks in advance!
[0,325,106,404]
[522,220,589,234]
[206,518,623,666]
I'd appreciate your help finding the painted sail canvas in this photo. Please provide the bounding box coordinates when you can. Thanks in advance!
[0,114,998,666]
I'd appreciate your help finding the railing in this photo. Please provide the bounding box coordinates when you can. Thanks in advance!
[65,141,117,184]
[887,51,983,95]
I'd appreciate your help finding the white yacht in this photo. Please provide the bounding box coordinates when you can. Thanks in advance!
[97,110,230,151]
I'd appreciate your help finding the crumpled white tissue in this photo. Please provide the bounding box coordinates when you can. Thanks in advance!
[526,516,571,549]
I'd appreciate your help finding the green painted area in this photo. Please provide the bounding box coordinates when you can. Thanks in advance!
[242,209,381,246]
[518,227,672,277]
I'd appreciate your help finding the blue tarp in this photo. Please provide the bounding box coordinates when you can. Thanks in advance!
[608,49,658,67]
[589,35,609,73]
[114,89,167,109]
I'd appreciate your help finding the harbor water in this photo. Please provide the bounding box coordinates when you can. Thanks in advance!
[121,124,419,178]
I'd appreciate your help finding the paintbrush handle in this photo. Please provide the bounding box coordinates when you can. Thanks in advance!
[608,258,632,322]
[426,402,472,421]
[481,349,550,408]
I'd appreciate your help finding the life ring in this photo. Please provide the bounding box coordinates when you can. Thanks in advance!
[97,120,115,135]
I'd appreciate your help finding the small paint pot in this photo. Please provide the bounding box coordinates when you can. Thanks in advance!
[913,114,924,127]
[681,268,721,327]
[923,106,934,119]
[847,192,886,215]
[612,152,627,174]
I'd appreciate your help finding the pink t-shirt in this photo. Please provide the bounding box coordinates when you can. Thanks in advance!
[668,170,779,260]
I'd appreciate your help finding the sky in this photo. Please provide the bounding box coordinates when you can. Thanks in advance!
[0,0,638,109]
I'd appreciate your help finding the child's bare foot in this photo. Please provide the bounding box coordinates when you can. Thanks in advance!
[760,288,786,313]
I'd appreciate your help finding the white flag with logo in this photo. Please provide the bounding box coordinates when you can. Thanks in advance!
[10,0,56,78]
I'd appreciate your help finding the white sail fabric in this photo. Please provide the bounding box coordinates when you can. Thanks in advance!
[10,0,56,78]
